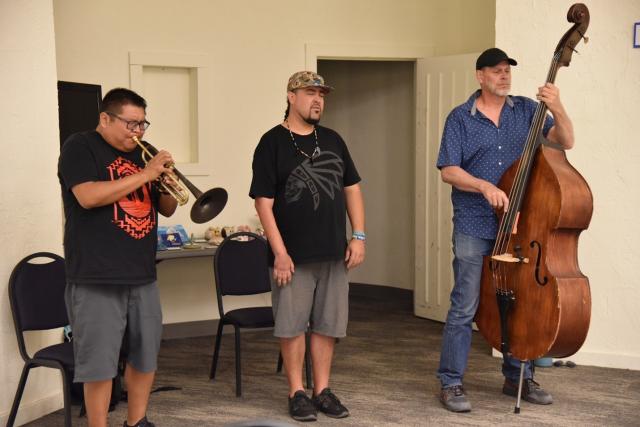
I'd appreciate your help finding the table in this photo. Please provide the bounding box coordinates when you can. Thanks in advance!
[156,245,217,261]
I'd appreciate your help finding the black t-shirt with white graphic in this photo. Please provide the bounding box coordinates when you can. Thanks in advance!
[58,130,160,285]
[250,124,361,266]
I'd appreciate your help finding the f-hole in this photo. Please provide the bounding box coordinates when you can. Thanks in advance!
[529,240,548,286]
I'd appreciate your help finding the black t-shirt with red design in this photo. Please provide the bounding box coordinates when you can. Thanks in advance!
[249,124,361,266]
[58,130,160,285]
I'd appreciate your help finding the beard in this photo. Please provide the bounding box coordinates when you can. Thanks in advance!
[304,108,321,125]
[494,87,510,97]
[485,80,510,97]
[304,102,324,125]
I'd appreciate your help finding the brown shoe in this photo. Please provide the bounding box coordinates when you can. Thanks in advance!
[440,385,471,412]
[503,378,553,405]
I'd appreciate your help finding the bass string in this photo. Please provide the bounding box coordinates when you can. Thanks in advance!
[491,54,562,292]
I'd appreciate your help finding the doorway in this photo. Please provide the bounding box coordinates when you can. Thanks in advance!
[318,60,415,291]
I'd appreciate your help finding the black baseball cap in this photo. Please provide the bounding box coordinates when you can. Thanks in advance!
[476,48,517,70]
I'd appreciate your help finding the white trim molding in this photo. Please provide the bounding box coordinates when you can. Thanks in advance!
[492,348,640,370]
[0,391,63,426]
[129,51,214,176]
[305,43,433,70]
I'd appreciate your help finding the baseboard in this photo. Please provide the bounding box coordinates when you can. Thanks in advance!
[0,391,63,427]
[491,348,640,371]
[162,319,219,340]
[560,350,640,370]
[349,282,413,301]
[162,284,412,340]
[162,320,275,340]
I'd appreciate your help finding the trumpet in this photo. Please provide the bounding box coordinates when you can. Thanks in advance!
[133,136,228,223]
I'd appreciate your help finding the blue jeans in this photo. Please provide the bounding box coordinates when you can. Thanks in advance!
[437,232,532,388]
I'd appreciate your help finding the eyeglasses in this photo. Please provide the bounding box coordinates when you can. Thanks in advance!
[106,112,151,131]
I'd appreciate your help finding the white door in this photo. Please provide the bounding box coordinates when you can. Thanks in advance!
[414,53,478,322]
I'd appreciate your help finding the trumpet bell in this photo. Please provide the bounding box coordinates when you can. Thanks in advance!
[190,187,228,224]
[132,136,228,223]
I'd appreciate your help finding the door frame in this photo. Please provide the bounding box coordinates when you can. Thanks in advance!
[306,45,483,322]
[305,43,433,67]
[414,53,479,321]
[305,42,432,301]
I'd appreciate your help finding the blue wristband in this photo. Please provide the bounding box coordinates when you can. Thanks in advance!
[352,231,366,241]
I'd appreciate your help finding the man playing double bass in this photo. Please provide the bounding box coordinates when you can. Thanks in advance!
[435,48,575,412]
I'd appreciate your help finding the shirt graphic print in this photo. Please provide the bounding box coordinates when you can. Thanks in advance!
[285,150,344,210]
[108,156,156,239]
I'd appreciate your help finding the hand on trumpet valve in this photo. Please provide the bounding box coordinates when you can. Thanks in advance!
[143,149,174,182]
[159,169,179,186]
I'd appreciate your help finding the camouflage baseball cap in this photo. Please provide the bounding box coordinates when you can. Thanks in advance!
[287,71,333,93]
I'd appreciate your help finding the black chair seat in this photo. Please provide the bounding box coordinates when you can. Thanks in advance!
[223,306,274,328]
[33,341,74,368]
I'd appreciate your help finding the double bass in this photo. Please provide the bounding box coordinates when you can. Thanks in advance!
[474,3,593,411]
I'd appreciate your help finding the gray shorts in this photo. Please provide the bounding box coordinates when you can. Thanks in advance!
[65,282,163,383]
[270,260,349,338]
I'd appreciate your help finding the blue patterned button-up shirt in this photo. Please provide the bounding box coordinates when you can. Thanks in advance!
[436,90,554,239]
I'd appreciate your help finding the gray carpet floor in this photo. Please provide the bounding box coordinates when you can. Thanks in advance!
[24,284,640,426]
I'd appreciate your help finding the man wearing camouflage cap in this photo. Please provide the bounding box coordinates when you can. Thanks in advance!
[250,71,365,421]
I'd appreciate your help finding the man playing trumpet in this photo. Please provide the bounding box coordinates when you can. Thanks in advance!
[58,88,177,427]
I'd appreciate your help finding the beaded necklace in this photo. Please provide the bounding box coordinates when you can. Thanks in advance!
[285,120,319,162]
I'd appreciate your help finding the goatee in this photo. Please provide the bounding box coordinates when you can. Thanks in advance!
[304,117,320,125]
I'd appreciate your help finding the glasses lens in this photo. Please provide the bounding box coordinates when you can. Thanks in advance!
[107,112,149,131]
[126,121,150,131]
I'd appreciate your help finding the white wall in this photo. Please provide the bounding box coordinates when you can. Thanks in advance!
[0,1,64,425]
[496,0,640,369]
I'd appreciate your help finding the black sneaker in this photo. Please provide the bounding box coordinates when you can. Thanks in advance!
[503,378,553,405]
[312,388,349,418]
[440,385,472,412]
[123,416,155,427]
[288,390,317,422]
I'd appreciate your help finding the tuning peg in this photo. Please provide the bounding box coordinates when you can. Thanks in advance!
[578,30,589,44]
